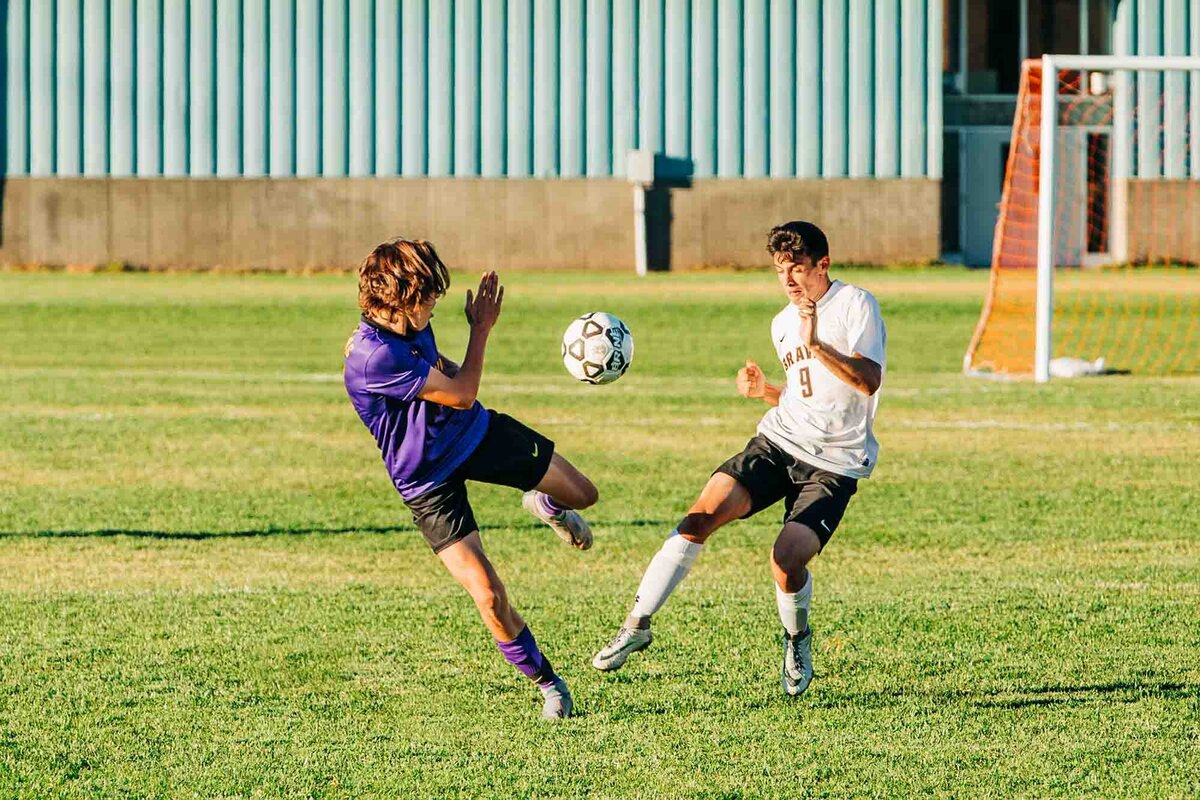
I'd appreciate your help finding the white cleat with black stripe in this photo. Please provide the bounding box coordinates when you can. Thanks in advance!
[782,627,814,697]
[592,626,653,672]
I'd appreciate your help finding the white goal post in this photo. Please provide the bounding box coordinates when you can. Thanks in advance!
[1034,55,1200,383]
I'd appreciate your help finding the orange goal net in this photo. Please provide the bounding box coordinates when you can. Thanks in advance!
[964,57,1200,379]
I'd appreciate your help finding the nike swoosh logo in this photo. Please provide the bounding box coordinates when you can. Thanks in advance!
[532,442,539,457]
[819,520,831,533]
[778,335,786,343]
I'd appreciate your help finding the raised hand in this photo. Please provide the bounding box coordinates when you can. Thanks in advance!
[797,298,817,349]
[737,359,766,399]
[464,271,504,333]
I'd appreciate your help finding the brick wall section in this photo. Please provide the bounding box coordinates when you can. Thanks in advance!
[0,177,941,270]
[1124,180,1200,266]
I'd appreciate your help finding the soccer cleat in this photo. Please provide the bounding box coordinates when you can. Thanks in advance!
[540,676,574,719]
[522,491,593,550]
[782,627,814,697]
[591,626,653,672]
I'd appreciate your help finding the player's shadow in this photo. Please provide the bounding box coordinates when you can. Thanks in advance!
[969,680,1196,709]
[0,518,676,540]
[0,525,414,540]
[826,680,1197,711]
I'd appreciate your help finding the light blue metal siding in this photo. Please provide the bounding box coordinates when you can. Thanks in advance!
[639,0,664,154]
[83,0,108,176]
[848,0,873,177]
[137,0,162,176]
[795,0,821,177]
[715,0,741,176]
[1110,0,1200,179]
[899,0,925,177]
[454,0,479,176]
[349,0,375,176]
[768,0,794,177]
[821,0,847,176]
[743,0,768,177]
[610,0,636,177]
[162,0,188,175]
[690,0,716,177]
[480,0,506,176]
[586,0,612,176]
[7,0,30,175]
[874,0,899,178]
[560,0,585,176]
[665,0,690,162]
[269,0,297,176]
[6,0,948,178]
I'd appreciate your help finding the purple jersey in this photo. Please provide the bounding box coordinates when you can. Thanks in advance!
[343,318,488,500]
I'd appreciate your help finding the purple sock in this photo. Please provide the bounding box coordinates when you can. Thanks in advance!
[537,492,568,517]
[495,626,557,687]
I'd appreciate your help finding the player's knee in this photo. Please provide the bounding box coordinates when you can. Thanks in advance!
[771,541,806,577]
[574,478,599,509]
[677,511,721,542]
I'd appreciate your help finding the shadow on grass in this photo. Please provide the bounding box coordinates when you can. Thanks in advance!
[0,518,675,540]
[970,681,1197,709]
[807,680,1198,712]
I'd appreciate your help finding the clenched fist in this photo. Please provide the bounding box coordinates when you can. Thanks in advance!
[737,359,766,399]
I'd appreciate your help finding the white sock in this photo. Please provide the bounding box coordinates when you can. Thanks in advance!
[775,571,812,637]
[628,532,703,622]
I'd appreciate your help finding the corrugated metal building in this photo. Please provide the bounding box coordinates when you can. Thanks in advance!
[0,0,1196,269]
[4,0,942,179]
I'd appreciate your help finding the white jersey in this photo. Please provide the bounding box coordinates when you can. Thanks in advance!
[756,280,887,479]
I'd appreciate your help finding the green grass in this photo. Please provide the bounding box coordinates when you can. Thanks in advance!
[1,268,1197,798]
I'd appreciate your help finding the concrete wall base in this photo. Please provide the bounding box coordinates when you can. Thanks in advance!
[0,177,941,271]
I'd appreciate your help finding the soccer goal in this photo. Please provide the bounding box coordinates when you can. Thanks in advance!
[964,55,1200,382]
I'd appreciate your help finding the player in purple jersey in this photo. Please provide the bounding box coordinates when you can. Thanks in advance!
[344,238,599,719]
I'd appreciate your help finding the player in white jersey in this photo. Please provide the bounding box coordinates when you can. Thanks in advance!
[592,221,886,697]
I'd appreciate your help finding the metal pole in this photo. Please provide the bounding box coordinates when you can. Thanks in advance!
[1111,67,1131,263]
[1019,0,1029,65]
[633,183,648,276]
[1035,56,1057,383]
[958,0,968,93]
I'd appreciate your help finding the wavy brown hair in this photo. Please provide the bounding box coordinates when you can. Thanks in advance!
[358,238,451,324]
[767,221,830,264]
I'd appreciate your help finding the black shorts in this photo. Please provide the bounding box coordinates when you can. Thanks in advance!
[406,411,555,553]
[714,434,858,547]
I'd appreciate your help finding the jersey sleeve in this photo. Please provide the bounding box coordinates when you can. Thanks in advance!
[363,341,432,402]
[846,292,887,366]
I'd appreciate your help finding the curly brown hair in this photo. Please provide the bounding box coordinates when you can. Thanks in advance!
[766,221,830,264]
[358,238,451,324]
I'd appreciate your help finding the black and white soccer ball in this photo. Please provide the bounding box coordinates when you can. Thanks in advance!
[561,312,634,385]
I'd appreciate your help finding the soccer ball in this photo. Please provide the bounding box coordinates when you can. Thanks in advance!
[561,312,634,384]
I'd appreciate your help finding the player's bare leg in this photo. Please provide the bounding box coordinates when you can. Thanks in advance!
[770,522,823,696]
[523,453,598,550]
[439,532,573,718]
[593,473,752,671]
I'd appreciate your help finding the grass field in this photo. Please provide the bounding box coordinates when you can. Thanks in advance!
[1,268,1198,798]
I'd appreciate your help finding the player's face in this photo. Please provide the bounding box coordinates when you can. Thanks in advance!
[406,295,438,331]
[773,252,830,304]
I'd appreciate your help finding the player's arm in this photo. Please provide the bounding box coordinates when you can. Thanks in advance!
[417,272,504,410]
[797,298,882,396]
[737,360,783,407]
[810,345,881,396]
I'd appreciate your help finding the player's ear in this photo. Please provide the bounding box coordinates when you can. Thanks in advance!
[817,255,831,273]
